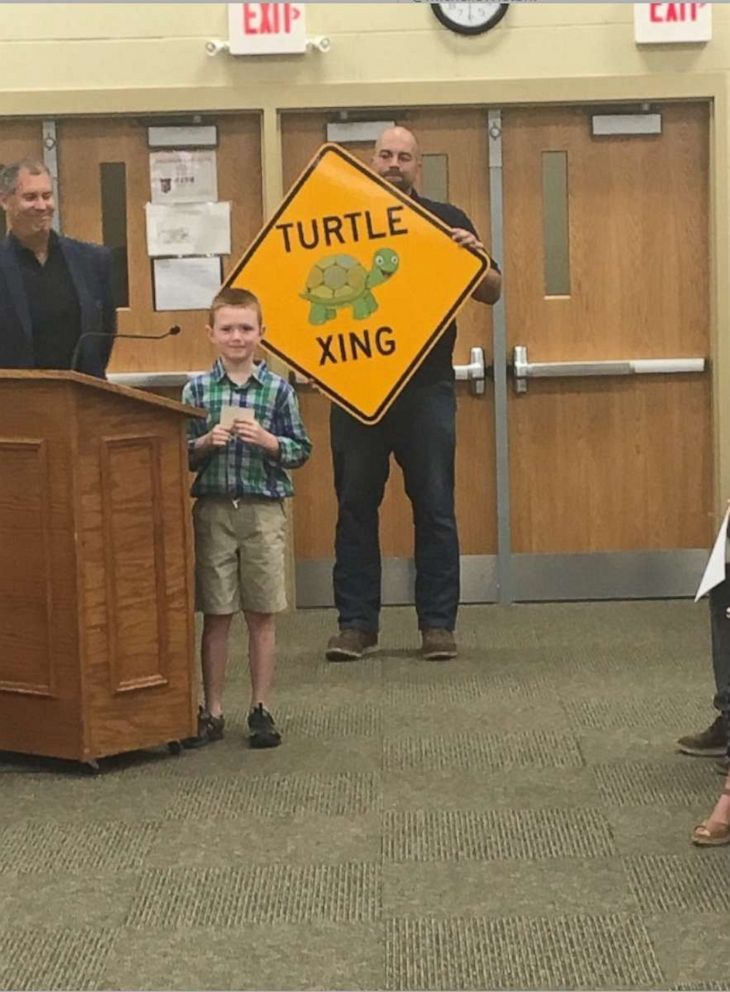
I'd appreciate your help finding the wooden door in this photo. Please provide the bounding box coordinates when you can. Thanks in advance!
[502,104,711,598]
[56,115,263,373]
[0,119,43,238]
[0,119,43,167]
[282,109,497,606]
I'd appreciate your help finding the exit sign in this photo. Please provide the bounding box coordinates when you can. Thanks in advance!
[634,3,711,43]
[228,3,307,54]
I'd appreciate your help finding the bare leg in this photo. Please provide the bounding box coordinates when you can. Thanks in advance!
[244,610,276,710]
[692,773,730,845]
[703,774,730,827]
[201,613,234,717]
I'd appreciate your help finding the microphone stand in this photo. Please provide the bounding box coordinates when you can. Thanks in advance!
[70,325,181,373]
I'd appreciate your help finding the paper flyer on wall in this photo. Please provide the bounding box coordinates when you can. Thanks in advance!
[145,202,231,257]
[153,256,223,311]
[149,150,218,204]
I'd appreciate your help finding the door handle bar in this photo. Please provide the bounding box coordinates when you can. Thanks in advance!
[454,346,489,395]
[512,345,706,393]
[288,346,492,396]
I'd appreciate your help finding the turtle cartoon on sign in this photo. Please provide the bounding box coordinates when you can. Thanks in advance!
[300,248,400,325]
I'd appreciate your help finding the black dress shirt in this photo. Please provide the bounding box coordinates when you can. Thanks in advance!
[409,192,499,390]
[11,231,81,369]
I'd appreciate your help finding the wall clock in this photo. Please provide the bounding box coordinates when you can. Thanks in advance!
[431,2,509,36]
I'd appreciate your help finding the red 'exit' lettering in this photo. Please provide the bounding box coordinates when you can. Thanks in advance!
[242,3,301,35]
[649,2,706,23]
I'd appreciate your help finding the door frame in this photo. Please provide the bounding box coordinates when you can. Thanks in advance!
[263,77,725,605]
[293,96,713,607]
[5,73,727,606]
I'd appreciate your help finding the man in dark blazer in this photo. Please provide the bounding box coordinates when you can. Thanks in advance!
[0,158,116,377]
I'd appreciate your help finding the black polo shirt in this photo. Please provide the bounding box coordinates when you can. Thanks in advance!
[11,230,81,369]
[409,191,497,389]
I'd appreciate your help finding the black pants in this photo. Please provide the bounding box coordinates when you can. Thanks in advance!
[709,581,730,740]
[330,380,459,633]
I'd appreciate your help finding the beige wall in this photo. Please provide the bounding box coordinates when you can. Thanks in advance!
[1,2,728,504]
[0,4,729,93]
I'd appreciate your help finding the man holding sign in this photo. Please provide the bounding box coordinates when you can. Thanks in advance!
[326,127,501,662]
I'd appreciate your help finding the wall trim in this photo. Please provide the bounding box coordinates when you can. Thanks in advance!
[0,73,725,117]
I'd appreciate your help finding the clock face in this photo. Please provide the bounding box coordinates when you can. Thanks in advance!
[432,2,509,36]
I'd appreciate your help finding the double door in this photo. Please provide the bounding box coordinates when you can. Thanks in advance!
[284,103,711,604]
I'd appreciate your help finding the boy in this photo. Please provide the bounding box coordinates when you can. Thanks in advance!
[181,287,311,748]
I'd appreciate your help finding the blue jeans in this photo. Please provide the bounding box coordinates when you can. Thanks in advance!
[330,380,459,633]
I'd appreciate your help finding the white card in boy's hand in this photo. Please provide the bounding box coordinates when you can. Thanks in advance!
[220,405,255,428]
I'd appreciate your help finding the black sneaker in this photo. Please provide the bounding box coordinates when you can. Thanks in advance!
[677,715,728,757]
[248,703,282,749]
[182,707,225,749]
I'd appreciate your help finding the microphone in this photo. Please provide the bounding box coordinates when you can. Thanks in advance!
[70,325,182,373]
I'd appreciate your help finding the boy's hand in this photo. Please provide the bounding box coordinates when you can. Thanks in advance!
[202,424,232,449]
[232,416,280,457]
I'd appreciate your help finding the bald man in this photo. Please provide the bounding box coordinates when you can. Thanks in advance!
[326,126,501,662]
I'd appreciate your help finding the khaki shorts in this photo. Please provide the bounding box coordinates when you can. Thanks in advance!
[193,496,288,615]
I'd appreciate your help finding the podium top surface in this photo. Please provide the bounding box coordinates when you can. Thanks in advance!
[0,369,205,419]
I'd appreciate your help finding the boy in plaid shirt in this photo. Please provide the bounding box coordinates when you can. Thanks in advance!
[182,287,311,748]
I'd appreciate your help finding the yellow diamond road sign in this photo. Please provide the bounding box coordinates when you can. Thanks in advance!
[225,143,488,424]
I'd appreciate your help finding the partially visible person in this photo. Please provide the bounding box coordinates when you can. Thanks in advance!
[0,159,116,376]
[692,684,730,845]
[677,580,730,774]
[182,287,311,749]
[325,126,501,663]
[692,773,730,846]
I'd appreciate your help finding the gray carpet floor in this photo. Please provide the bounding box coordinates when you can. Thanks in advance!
[1,601,729,991]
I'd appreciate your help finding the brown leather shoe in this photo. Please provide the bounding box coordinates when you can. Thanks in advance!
[677,716,728,757]
[421,628,458,660]
[325,629,378,661]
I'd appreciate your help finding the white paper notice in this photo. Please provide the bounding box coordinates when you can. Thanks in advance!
[153,257,222,311]
[150,150,218,204]
[695,507,730,602]
[145,202,231,257]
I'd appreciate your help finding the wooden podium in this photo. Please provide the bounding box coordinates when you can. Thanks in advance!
[0,371,205,764]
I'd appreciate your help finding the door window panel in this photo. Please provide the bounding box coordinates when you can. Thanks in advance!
[421,153,449,203]
[100,161,129,309]
[541,150,571,297]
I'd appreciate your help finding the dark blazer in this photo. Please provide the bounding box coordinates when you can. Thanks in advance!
[0,234,117,378]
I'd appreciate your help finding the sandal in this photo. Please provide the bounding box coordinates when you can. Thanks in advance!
[692,789,730,847]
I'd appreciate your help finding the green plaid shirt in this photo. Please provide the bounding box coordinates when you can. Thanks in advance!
[182,359,311,499]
